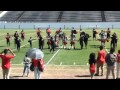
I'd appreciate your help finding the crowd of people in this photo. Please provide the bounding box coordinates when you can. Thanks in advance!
[0,27,119,79]
[89,46,120,79]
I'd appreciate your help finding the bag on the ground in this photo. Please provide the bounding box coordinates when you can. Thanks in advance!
[38,59,45,72]
[30,62,34,71]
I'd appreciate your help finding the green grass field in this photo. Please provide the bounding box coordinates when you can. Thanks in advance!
[0,29,120,66]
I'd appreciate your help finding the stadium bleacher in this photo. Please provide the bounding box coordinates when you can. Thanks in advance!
[0,11,120,22]
[60,11,102,22]
[104,11,120,22]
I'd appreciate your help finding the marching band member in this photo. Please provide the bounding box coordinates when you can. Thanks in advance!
[5,33,11,47]
[55,27,63,40]
[70,33,76,50]
[78,32,85,49]
[50,37,55,53]
[14,31,19,48]
[62,32,67,49]
[36,28,41,37]
[111,32,118,49]
[84,33,90,49]
[93,28,97,40]
[99,30,107,47]
[107,28,111,39]
[54,33,59,47]
[20,29,25,41]
[38,35,44,50]
[46,28,51,37]
[47,37,51,49]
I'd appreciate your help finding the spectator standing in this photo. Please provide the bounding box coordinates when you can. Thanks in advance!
[89,52,96,79]
[105,47,117,79]
[0,48,16,79]
[116,50,120,79]
[22,55,31,77]
[5,33,11,47]
[95,46,106,76]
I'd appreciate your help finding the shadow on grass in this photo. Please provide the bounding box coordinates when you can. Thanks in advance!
[64,48,81,50]
[75,75,91,77]
[0,46,5,47]
[10,75,23,79]
[89,45,100,48]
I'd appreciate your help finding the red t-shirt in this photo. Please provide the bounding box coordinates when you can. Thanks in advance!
[97,50,106,64]
[0,54,14,69]
[117,54,120,62]
[32,59,44,67]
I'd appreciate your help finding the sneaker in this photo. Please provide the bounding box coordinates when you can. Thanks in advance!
[94,74,99,76]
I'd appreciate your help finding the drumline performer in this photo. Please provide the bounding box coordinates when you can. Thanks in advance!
[62,32,68,49]
[5,33,11,47]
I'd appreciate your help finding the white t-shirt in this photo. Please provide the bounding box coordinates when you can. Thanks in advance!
[24,57,31,66]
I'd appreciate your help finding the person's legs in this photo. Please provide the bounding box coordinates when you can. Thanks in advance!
[50,45,52,52]
[22,65,27,76]
[113,41,115,49]
[41,43,43,50]
[100,63,104,76]
[30,42,32,48]
[18,45,20,52]
[106,66,111,79]
[27,66,30,77]
[96,63,100,75]
[80,41,83,49]
[6,68,10,79]
[37,69,41,79]
[85,41,87,48]
[39,43,41,49]
[111,66,116,79]
[2,69,6,79]
[91,73,94,79]
[8,41,10,46]
[73,44,75,49]
[6,41,8,46]
[110,41,113,48]
[117,63,120,78]
[52,45,55,52]
[34,67,38,79]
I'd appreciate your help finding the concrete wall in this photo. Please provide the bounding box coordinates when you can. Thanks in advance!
[0,22,120,29]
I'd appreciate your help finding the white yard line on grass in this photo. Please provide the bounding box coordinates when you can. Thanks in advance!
[45,49,61,67]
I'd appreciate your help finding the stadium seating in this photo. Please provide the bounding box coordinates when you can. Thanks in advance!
[0,11,24,21]
[1,11,120,22]
[17,11,61,22]
[60,11,102,22]
[104,11,120,22]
